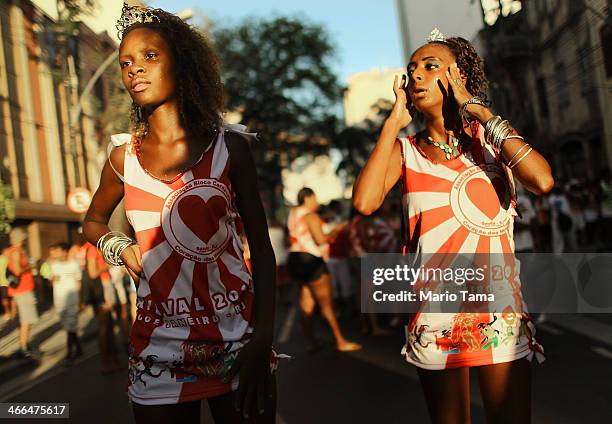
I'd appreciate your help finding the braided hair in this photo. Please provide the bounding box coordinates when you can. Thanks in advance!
[120,8,224,141]
[431,37,489,102]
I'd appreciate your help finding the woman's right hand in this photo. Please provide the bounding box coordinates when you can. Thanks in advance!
[121,244,143,287]
[390,75,413,129]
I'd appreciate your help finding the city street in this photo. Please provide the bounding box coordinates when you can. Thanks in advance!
[1,293,612,423]
[1,0,612,423]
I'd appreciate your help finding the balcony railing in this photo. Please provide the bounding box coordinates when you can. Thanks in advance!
[492,34,532,61]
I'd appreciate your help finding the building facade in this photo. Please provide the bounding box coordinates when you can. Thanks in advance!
[343,67,405,127]
[0,0,123,260]
[479,0,612,180]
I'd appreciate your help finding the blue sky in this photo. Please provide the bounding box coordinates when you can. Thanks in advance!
[151,0,404,83]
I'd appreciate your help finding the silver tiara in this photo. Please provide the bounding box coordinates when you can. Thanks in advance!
[116,3,162,40]
[427,27,446,43]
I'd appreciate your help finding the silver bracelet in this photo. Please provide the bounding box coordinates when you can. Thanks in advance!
[507,144,531,167]
[504,135,525,142]
[509,147,533,169]
[499,135,525,162]
[493,120,512,151]
[459,97,487,123]
[484,116,504,153]
[484,116,516,154]
[96,231,135,266]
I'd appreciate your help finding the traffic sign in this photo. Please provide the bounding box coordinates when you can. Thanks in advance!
[67,188,92,214]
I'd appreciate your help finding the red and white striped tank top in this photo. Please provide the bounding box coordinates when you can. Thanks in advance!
[113,127,255,404]
[288,206,324,257]
[398,124,544,370]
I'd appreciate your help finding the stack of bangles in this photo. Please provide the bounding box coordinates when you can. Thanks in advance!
[484,115,532,169]
[96,231,135,266]
[459,97,488,123]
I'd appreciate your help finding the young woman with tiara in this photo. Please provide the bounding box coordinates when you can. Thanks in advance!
[83,4,280,423]
[353,28,553,423]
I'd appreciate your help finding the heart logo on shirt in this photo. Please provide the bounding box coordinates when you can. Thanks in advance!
[177,195,226,243]
[465,178,505,220]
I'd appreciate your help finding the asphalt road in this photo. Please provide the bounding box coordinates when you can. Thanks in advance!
[2,300,612,423]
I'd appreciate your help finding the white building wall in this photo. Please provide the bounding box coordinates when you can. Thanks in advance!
[10,5,43,202]
[343,67,405,127]
[31,0,131,38]
[395,0,483,62]
[38,58,66,204]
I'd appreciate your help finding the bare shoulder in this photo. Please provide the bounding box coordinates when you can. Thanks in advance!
[223,130,258,181]
[303,212,318,223]
[224,129,257,158]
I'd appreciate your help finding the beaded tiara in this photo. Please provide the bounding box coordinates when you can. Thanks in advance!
[427,27,446,43]
[116,3,161,40]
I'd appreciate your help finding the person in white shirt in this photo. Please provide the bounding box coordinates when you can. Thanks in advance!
[108,265,130,343]
[514,190,536,253]
[49,242,83,364]
[549,185,576,254]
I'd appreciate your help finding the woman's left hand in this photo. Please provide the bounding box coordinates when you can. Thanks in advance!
[226,337,273,419]
[445,63,473,106]
[445,63,492,123]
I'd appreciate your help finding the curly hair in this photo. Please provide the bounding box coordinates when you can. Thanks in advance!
[431,37,489,102]
[120,8,224,141]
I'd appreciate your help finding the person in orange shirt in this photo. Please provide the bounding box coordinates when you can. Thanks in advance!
[0,247,16,322]
[4,228,39,358]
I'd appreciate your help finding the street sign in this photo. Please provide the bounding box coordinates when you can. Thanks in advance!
[66,188,92,214]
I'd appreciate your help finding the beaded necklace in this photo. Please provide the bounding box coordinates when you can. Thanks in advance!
[425,133,460,160]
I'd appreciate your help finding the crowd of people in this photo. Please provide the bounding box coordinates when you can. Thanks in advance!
[514,172,612,254]
[2,3,611,422]
[2,166,611,406]
[242,189,405,348]
[0,227,137,372]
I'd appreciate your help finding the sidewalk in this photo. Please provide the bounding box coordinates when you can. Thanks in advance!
[0,306,98,401]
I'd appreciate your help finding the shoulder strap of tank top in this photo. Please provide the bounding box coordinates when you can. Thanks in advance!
[221,123,258,138]
[107,133,132,182]
[107,126,254,183]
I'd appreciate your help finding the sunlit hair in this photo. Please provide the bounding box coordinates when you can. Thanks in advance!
[430,37,489,102]
[119,6,224,141]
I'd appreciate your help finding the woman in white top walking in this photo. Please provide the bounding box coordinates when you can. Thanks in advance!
[287,188,361,352]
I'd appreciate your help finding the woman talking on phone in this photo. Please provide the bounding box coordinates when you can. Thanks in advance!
[353,29,553,423]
